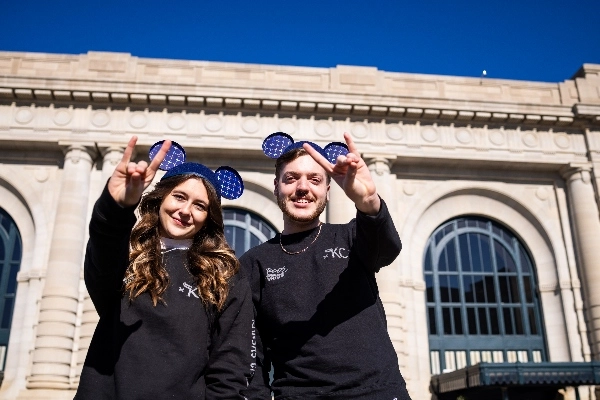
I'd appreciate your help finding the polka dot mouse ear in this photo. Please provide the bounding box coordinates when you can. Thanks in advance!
[324,142,348,164]
[148,140,187,170]
[215,167,244,200]
[149,140,244,200]
[262,132,294,159]
[262,132,349,164]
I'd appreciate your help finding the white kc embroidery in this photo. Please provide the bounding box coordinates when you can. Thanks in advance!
[266,267,287,281]
[323,247,349,259]
[179,282,199,298]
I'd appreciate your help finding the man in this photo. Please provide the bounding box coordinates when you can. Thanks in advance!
[241,132,411,400]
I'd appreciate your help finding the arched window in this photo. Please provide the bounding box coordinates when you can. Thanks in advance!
[0,208,22,370]
[424,216,546,375]
[223,208,277,257]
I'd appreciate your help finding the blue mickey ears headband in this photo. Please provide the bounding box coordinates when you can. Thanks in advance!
[262,132,348,164]
[149,141,244,200]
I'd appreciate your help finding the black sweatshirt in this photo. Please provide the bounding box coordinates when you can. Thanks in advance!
[240,199,412,400]
[76,185,254,400]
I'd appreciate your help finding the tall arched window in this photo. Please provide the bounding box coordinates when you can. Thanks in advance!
[223,208,277,257]
[0,208,22,370]
[424,216,546,375]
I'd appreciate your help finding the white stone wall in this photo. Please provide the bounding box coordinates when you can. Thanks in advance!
[0,51,598,399]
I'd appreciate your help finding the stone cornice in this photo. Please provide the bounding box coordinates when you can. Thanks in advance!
[0,86,586,128]
[1,51,599,127]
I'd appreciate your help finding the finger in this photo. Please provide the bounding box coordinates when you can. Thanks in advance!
[343,132,360,156]
[148,140,172,173]
[302,143,333,174]
[135,160,149,175]
[126,162,139,177]
[118,136,138,168]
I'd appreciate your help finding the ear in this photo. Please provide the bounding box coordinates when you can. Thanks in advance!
[326,184,330,202]
[273,178,279,197]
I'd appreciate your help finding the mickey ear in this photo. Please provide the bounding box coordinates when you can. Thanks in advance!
[215,167,244,200]
[324,142,349,164]
[149,140,187,171]
[262,132,294,159]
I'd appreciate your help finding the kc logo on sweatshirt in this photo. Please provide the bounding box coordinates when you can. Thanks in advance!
[266,267,287,281]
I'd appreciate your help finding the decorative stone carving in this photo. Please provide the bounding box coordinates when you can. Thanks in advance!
[315,120,333,137]
[386,125,404,141]
[129,112,147,129]
[242,117,260,134]
[421,127,439,143]
[205,115,222,132]
[522,132,539,148]
[91,110,110,127]
[535,187,550,201]
[15,107,34,124]
[554,134,570,149]
[455,128,472,144]
[279,118,296,135]
[351,122,368,139]
[489,130,506,146]
[53,109,72,126]
[167,114,186,131]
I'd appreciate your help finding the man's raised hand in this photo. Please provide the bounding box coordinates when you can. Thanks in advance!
[108,136,171,207]
[303,132,380,215]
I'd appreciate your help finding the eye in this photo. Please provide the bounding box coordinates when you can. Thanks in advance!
[194,203,207,211]
[172,193,185,201]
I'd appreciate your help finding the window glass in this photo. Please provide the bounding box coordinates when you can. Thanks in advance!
[0,208,22,365]
[223,208,276,256]
[424,216,546,373]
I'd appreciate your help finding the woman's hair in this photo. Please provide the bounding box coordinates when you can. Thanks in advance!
[124,174,239,311]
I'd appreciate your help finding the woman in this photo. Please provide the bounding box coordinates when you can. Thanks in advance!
[75,137,253,399]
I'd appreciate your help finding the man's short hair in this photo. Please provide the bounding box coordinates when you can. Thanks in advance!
[274,147,331,184]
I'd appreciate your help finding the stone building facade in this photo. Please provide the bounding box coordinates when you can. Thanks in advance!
[0,51,599,399]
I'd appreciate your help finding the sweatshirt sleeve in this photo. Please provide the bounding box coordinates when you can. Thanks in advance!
[84,182,137,316]
[239,252,273,400]
[354,197,402,273]
[205,273,256,400]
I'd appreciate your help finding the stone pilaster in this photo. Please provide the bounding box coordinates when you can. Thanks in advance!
[74,146,124,384]
[326,182,355,224]
[561,164,600,358]
[27,145,94,389]
[364,155,406,371]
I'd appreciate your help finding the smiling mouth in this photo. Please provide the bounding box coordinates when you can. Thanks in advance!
[172,217,191,227]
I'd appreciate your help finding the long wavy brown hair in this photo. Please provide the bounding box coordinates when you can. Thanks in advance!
[124,174,239,311]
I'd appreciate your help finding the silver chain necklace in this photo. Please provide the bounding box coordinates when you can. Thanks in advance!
[279,224,323,255]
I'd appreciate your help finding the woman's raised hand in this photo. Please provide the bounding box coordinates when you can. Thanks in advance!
[108,136,171,207]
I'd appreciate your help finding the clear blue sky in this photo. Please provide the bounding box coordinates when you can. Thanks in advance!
[1,0,598,83]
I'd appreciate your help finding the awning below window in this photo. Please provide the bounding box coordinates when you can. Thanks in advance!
[430,362,600,400]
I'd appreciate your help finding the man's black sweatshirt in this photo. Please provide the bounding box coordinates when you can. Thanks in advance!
[241,199,411,400]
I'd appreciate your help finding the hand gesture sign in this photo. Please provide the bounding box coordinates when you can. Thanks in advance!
[108,136,172,207]
[303,132,380,215]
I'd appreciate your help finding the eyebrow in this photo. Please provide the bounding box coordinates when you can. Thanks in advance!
[172,189,209,205]
[283,171,326,179]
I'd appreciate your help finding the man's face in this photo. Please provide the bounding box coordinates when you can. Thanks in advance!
[274,155,330,228]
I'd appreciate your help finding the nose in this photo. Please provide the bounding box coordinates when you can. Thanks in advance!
[295,177,309,193]
[179,202,192,216]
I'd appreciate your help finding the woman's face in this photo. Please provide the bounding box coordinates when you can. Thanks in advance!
[158,178,210,240]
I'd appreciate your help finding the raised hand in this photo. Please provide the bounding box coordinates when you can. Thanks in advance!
[303,132,380,215]
[108,136,172,207]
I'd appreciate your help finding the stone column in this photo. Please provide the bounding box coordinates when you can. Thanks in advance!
[75,146,123,384]
[364,155,406,369]
[561,164,600,358]
[326,182,355,224]
[27,145,94,389]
